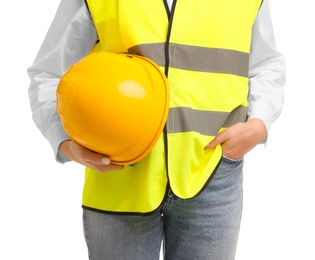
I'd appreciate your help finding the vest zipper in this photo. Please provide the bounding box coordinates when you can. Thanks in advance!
[160,0,177,205]
[163,0,177,77]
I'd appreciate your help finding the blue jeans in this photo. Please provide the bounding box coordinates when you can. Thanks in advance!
[83,156,243,260]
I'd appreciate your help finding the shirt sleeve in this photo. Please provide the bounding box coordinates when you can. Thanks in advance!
[248,0,286,133]
[27,0,97,163]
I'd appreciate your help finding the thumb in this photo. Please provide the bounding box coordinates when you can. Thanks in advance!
[204,137,219,150]
[101,157,111,165]
[81,147,111,166]
[204,131,226,150]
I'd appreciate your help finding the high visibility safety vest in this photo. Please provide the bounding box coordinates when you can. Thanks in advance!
[82,0,262,214]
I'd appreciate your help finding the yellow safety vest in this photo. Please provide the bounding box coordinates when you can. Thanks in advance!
[82,0,262,214]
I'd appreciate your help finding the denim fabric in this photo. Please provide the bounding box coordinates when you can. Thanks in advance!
[83,157,243,260]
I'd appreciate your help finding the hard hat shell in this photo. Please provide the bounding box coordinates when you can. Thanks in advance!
[56,52,169,165]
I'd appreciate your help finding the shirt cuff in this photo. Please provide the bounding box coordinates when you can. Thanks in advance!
[247,102,274,146]
[46,120,71,163]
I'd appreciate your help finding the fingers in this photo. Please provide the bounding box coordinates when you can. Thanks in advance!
[59,140,124,173]
[204,129,230,150]
[81,146,110,166]
[85,161,125,173]
[79,148,125,173]
[204,120,267,159]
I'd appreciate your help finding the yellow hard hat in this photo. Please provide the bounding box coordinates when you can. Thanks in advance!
[56,52,169,165]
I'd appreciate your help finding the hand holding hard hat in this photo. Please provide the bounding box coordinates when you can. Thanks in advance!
[58,139,125,173]
[56,52,170,165]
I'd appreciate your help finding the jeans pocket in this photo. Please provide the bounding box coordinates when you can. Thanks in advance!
[221,155,243,164]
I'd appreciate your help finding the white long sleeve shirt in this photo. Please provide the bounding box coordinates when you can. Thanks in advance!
[28,0,285,163]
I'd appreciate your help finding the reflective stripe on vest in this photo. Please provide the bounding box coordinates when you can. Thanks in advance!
[83,0,262,214]
[129,43,250,77]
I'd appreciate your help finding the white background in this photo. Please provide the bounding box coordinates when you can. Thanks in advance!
[1,0,314,259]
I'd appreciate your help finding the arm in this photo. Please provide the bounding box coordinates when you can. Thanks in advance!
[205,0,285,159]
[27,0,123,172]
[247,0,285,130]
